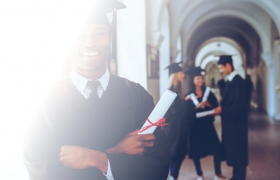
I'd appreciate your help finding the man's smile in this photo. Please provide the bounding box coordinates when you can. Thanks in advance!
[81,51,100,60]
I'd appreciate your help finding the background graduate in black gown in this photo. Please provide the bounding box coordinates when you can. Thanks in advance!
[245,74,254,109]
[217,74,226,97]
[185,67,226,180]
[214,55,249,180]
[23,1,170,180]
[162,63,188,180]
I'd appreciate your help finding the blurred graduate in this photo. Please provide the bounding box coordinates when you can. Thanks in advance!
[214,55,250,180]
[162,63,189,180]
[23,1,170,180]
[184,67,226,180]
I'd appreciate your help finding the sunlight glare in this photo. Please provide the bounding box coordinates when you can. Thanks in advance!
[0,0,97,179]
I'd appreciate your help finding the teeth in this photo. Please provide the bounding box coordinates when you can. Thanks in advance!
[83,52,99,56]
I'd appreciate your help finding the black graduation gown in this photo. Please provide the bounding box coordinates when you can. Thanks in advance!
[217,79,226,96]
[245,74,253,109]
[220,75,248,167]
[24,75,170,180]
[185,90,221,159]
[162,87,188,158]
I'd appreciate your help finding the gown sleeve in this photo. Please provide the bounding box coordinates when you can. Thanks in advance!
[208,91,218,109]
[23,105,60,180]
[106,84,170,180]
[217,79,225,96]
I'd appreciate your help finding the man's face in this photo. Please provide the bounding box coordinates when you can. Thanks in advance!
[218,63,231,75]
[74,23,111,72]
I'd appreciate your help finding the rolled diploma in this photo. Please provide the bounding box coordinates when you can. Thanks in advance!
[196,110,215,118]
[202,87,211,102]
[190,93,200,107]
[138,90,177,134]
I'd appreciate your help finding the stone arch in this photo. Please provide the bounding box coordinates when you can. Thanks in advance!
[183,10,270,55]
[172,0,280,48]
[195,37,245,69]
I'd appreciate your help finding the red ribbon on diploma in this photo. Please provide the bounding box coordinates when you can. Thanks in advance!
[139,118,168,133]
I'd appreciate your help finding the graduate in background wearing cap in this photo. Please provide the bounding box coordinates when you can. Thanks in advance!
[184,67,227,180]
[23,1,170,180]
[162,63,189,180]
[213,55,249,180]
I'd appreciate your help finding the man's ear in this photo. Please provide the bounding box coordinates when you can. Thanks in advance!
[226,63,231,71]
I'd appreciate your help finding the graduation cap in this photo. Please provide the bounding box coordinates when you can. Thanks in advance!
[102,0,127,12]
[165,62,183,75]
[89,0,126,25]
[185,67,205,78]
[216,55,236,65]
[89,0,126,62]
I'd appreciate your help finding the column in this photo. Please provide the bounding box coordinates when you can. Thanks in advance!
[262,52,276,118]
[274,40,280,120]
[159,7,170,97]
[117,0,147,89]
[146,32,164,102]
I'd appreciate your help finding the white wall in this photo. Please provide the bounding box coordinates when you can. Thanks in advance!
[117,0,148,89]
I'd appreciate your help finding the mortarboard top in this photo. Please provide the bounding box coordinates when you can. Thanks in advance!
[185,67,205,78]
[216,54,236,65]
[165,62,183,75]
[100,0,127,13]
[87,0,126,26]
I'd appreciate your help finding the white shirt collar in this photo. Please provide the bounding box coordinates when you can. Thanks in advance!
[70,68,110,95]
[227,71,238,81]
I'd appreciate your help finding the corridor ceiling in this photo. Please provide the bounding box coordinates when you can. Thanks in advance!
[187,16,259,68]
[167,0,280,68]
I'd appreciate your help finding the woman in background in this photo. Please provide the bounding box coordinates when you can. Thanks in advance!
[162,63,189,180]
[185,67,227,180]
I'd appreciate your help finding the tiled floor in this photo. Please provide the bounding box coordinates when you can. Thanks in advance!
[170,113,280,180]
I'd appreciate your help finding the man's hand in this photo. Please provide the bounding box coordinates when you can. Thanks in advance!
[213,106,222,115]
[60,146,108,173]
[185,95,191,101]
[106,129,155,156]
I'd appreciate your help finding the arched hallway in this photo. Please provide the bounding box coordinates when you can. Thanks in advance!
[174,113,280,180]
[151,0,280,120]
[154,2,280,177]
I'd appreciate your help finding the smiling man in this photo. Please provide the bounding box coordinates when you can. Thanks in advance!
[23,1,169,180]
